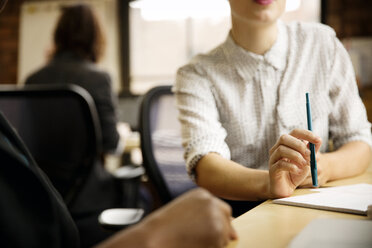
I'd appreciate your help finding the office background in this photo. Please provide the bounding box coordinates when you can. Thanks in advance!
[0,0,371,128]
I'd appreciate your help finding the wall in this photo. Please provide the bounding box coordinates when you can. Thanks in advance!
[0,0,122,93]
[324,0,372,39]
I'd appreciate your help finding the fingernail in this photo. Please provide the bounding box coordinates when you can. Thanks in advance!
[305,149,311,156]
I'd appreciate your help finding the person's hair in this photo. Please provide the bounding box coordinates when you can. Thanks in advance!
[53,4,105,63]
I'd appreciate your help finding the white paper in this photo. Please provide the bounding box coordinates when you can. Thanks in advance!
[273,184,372,215]
[289,219,372,248]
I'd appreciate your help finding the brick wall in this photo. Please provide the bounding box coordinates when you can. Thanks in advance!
[0,0,23,84]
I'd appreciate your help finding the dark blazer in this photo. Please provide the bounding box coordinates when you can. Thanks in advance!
[25,52,120,153]
[0,112,79,248]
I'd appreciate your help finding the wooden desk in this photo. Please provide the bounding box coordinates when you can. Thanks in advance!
[227,165,372,248]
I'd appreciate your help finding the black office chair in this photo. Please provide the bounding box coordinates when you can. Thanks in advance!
[0,84,143,247]
[139,85,197,205]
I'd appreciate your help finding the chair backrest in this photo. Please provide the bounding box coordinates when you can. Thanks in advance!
[0,84,102,207]
[140,85,197,204]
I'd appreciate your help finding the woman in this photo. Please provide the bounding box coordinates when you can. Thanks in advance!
[25,4,122,155]
[174,0,372,206]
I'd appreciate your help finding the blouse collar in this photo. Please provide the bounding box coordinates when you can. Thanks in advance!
[222,20,288,81]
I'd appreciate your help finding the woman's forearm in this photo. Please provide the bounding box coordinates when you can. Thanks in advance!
[195,153,271,201]
[324,141,371,182]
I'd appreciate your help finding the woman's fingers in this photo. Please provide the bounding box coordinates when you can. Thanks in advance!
[270,143,309,169]
[290,129,322,153]
[289,129,321,142]
[271,159,304,175]
[270,129,322,166]
[270,133,310,159]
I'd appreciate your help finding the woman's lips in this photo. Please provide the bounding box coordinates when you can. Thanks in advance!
[254,0,274,6]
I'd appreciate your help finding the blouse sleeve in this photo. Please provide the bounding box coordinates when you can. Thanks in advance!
[173,64,230,180]
[327,36,372,150]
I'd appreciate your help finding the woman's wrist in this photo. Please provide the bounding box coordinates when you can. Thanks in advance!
[260,170,273,200]
[319,152,334,183]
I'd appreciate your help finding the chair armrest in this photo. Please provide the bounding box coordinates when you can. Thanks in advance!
[111,165,145,180]
[110,165,145,208]
[98,208,144,230]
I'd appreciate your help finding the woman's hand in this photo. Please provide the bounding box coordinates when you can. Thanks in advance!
[268,129,322,198]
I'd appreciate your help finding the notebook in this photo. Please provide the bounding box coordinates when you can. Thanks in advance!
[273,184,372,215]
[289,218,372,248]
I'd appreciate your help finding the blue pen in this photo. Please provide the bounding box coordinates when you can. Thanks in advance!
[306,93,318,187]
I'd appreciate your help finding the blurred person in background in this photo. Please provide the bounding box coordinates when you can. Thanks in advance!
[25,3,123,156]
[23,5,128,245]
